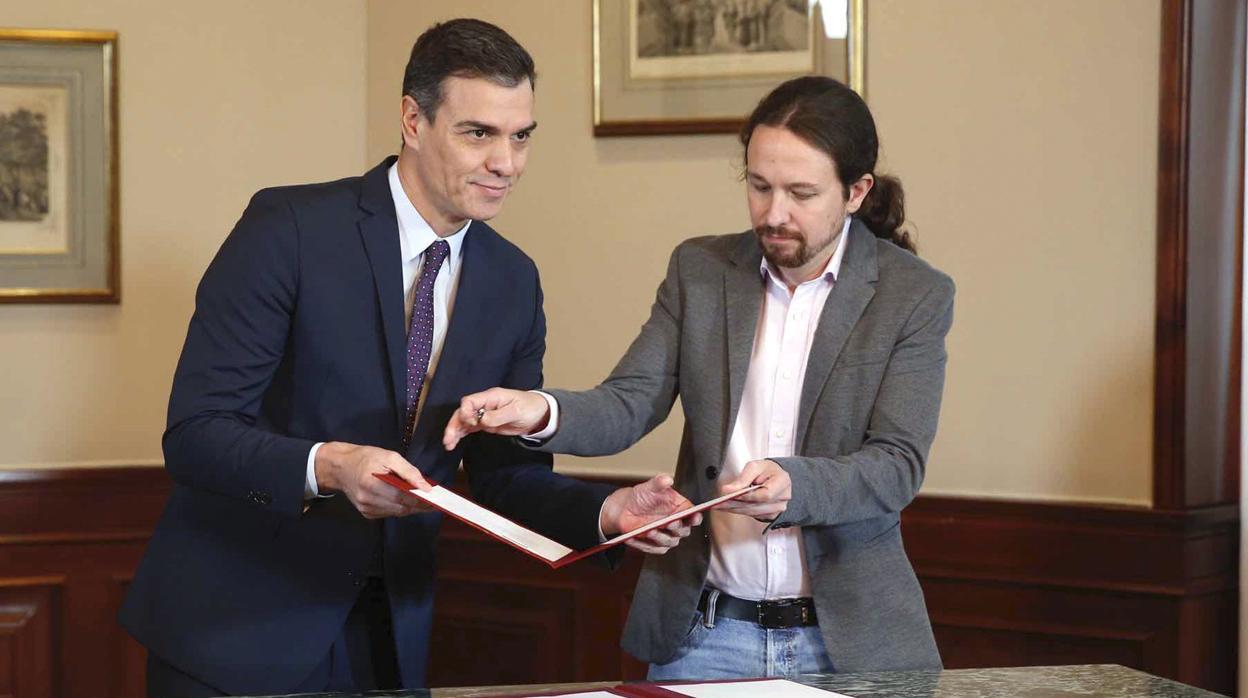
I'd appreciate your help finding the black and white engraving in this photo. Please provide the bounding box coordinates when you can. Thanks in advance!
[637,0,810,57]
[0,107,49,222]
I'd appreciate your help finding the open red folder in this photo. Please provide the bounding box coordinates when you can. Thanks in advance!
[374,472,760,569]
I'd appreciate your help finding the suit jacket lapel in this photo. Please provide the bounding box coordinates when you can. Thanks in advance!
[722,233,764,465]
[355,157,409,436]
[795,220,878,448]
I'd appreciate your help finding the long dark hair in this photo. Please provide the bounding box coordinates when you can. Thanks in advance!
[740,76,915,254]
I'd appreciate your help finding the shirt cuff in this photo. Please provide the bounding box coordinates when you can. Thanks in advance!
[520,390,559,442]
[305,442,334,500]
[597,499,609,543]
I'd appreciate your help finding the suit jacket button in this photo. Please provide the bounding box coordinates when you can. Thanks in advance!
[705,466,719,480]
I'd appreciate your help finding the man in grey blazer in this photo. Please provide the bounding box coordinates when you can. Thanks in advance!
[444,76,953,679]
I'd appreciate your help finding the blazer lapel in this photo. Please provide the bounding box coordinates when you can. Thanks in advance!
[795,220,878,448]
[356,156,409,436]
[721,233,764,464]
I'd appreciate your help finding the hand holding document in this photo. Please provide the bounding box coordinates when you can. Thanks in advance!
[374,472,759,568]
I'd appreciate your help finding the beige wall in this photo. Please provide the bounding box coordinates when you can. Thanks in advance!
[366,0,1159,505]
[0,1,367,468]
[0,0,1159,506]
[870,0,1159,505]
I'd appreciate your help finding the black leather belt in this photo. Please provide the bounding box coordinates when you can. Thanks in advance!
[698,588,818,629]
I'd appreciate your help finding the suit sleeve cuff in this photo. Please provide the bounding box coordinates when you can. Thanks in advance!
[520,390,559,442]
[305,442,334,500]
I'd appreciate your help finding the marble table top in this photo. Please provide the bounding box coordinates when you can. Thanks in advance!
[251,664,1226,698]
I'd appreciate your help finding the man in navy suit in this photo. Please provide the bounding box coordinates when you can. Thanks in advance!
[120,19,698,696]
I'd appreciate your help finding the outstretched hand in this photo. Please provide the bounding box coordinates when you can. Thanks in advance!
[600,474,703,554]
[442,387,551,450]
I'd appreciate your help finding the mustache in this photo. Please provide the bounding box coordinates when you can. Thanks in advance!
[755,225,801,240]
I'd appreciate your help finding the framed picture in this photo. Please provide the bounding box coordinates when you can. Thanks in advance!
[594,0,863,136]
[0,28,118,303]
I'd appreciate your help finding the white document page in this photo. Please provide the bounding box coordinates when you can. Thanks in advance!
[411,486,573,562]
[667,679,852,698]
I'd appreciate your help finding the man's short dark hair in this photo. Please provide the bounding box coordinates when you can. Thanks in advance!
[402,19,536,123]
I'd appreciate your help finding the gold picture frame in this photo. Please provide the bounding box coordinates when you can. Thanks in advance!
[0,28,119,303]
[594,0,864,136]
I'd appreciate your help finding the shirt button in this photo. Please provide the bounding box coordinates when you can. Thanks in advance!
[773,428,785,438]
[781,369,793,380]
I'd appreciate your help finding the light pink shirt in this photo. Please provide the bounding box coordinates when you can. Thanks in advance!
[705,218,850,601]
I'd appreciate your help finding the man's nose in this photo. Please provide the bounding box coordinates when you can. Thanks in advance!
[764,194,789,228]
[486,141,515,178]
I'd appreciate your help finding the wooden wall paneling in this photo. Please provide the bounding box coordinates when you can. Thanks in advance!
[0,467,1237,694]
[430,518,646,687]
[0,577,62,698]
[0,468,167,698]
[1155,0,1246,508]
[107,576,145,698]
[1154,0,1192,511]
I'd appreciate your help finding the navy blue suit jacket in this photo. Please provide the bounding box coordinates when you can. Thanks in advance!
[120,157,615,693]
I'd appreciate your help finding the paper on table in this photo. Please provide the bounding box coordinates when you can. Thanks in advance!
[665,679,852,698]
[517,692,621,698]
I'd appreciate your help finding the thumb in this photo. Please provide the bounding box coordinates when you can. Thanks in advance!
[388,460,431,491]
[644,474,675,492]
[723,464,759,492]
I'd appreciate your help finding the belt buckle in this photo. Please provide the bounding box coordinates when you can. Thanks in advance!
[758,598,806,629]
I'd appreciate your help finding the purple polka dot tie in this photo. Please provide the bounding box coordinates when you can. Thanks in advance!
[402,239,450,449]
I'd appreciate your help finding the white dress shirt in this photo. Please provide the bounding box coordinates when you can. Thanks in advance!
[705,218,849,601]
[303,164,469,498]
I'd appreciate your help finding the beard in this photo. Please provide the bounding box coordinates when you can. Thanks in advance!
[756,224,838,270]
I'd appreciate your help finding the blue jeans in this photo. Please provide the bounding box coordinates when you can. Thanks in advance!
[647,605,835,681]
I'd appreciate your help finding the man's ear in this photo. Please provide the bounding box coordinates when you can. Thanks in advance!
[845,173,874,215]
[400,95,424,151]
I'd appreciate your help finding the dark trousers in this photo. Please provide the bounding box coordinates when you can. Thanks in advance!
[146,577,401,697]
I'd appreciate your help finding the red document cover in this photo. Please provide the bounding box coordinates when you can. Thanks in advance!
[374,472,760,569]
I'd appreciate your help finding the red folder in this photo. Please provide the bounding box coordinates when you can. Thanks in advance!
[374,472,760,569]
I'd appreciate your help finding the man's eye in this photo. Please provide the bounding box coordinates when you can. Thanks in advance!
[752,183,771,193]
[514,131,531,142]
[470,129,488,139]
[793,191,816,200]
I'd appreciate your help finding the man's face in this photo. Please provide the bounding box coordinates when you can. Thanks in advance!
[401,75,536,235]
[745,125,870,279]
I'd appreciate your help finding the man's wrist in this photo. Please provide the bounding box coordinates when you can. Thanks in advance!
[598,486,628,537]
[314,442,347,493]
[523,391,559,441]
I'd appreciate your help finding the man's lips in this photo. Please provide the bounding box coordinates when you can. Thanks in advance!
[759,229,800,242]
[473,182,509,194]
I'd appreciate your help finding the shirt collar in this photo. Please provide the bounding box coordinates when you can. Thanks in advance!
[759,215,851,286]
[388,162,468,272]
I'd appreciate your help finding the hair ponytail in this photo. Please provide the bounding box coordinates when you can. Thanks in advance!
[857,174,914,253]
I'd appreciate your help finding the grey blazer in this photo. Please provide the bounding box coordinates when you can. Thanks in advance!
[539,220,954,672]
